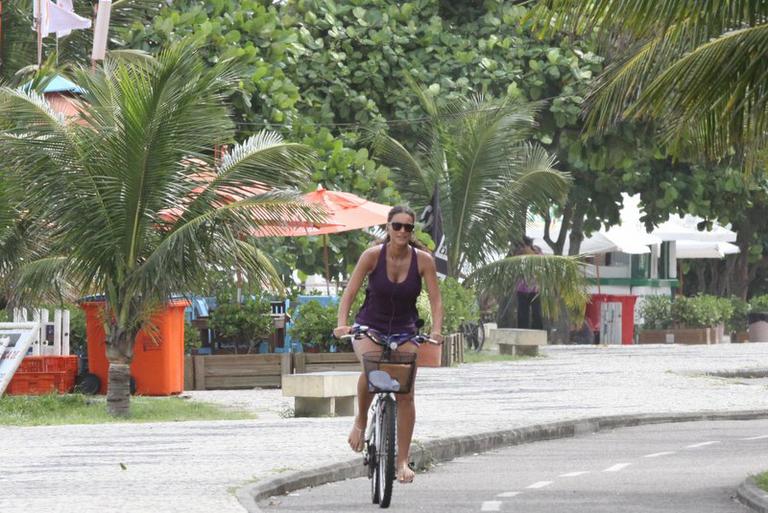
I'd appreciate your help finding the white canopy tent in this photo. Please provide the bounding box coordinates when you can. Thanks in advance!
[527,194,738,259]
[676,240,740,259]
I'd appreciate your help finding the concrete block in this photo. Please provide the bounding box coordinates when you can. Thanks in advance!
[282,371,359,417]
[282,371,359,398]
[294,396,355,417]
[498,343,540,357]
[488,328,547,352]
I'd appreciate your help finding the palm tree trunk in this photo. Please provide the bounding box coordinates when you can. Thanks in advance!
[106,363,131,417]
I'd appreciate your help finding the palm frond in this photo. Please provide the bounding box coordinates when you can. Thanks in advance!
[628,24,768,166]
[469,254,588,320]
[533,0,768,41]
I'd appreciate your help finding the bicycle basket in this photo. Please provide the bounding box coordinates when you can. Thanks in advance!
[362,351,417,394]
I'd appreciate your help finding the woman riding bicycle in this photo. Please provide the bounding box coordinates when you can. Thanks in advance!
[334,205,443,484]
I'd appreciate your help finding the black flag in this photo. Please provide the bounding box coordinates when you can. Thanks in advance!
[420,184,448,277]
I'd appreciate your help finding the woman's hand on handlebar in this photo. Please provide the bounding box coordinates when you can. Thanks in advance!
[430,332,444,344]
[333,326,352,339]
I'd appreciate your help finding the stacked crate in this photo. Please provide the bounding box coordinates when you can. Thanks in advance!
[6,356,78,395]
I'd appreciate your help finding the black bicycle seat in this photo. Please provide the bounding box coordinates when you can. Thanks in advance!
[368,370,400,392]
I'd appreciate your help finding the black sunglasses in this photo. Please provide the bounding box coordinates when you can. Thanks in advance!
[390,222,415,233]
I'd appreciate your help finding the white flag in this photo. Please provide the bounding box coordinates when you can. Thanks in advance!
[34,0,91,38]
[54,0,80,38]
[91,0,112,62]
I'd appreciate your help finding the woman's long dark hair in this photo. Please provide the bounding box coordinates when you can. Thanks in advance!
[374,205,430,251]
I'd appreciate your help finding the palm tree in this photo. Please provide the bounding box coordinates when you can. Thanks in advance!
[372,85,588,319]
[534,1,768,169]
[0,39,323,416]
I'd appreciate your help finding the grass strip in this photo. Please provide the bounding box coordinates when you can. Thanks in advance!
[0,393,254,426]
[756,470,768,492]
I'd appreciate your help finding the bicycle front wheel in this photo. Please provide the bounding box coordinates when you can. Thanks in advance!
[377,395,397,508]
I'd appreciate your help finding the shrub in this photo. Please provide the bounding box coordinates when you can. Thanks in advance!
[68,308,87,355]
[184,321,202,354]
[727,297,749,333]
[209,297,273,345]
[639,295,672,329]
[416,277,479,334]
[289,300,345,351]
[671,295,733,328]
[749,295,768,313]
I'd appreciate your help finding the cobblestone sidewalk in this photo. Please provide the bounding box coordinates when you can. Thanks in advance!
[1,344,767,513]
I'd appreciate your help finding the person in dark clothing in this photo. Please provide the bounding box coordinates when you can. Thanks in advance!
[334,205,443,484]
[514,236,543,330]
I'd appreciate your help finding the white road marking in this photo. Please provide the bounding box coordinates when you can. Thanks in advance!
[559,471,591,477]
[742,434,768,441]
[527,481,553,489]
[497,491,521,498]
[481,501,502,511]
[643,451,676,458]
[603,463,631,472]
[686,441,720,449]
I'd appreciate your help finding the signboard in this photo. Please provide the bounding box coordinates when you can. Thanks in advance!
[0,323,40,396]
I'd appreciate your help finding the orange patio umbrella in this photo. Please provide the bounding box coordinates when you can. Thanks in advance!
[253,185,392,293]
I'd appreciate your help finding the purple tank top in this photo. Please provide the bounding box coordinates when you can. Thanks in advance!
[355,244,422,334]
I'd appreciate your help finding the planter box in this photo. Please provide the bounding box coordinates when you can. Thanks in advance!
[733,330,749,343]
[638,327,716,345]
[748,313,768,342]
[189,353,290,390]
[293,352,359,374]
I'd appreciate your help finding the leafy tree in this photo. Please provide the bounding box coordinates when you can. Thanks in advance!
[0,39,321,416]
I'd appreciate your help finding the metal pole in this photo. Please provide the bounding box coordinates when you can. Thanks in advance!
[323,235,331,296]
[36,0,43,66]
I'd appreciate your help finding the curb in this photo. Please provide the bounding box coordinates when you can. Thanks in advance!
[739,477,768,513]
[236,409,768,512]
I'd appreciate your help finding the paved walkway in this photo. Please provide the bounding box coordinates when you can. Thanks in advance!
[2,344,767,513]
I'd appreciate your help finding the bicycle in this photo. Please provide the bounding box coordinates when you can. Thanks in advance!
[341,325,439,509]
[460,317,485,352]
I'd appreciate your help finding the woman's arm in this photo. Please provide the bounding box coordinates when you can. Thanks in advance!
[333,248,376,338]
[419,251,443,341]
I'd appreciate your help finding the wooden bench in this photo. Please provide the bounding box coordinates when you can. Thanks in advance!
[282,371,359,417]
[490,328,547,356]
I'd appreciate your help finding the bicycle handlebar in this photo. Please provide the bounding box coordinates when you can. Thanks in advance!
[337,325,442,345]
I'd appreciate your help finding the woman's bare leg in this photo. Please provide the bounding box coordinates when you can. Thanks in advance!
[348,336,381,452]
[395,343,418,483]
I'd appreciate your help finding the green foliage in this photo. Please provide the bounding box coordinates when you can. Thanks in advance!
[670,295,733,329]
[416,277,478,335]
[749,295,768,313]
[639,295,672,330]
[727,297,750,333]
[756,471,768,493]
[209,298,273,345]
[68,307,87,356]
[289,300,344,351]
[184,322,202,354]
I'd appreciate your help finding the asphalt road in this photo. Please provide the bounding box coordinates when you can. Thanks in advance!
[260,419,768,512]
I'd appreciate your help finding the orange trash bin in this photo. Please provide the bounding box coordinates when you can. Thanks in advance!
[80,299,189,395]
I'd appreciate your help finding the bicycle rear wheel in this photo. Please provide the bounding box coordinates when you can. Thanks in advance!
[476,318,485,351]
[368,422,379,504]
[377,396,397,508]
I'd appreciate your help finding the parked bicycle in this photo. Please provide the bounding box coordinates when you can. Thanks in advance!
[342,325,439,508]
[460,317,485,352]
